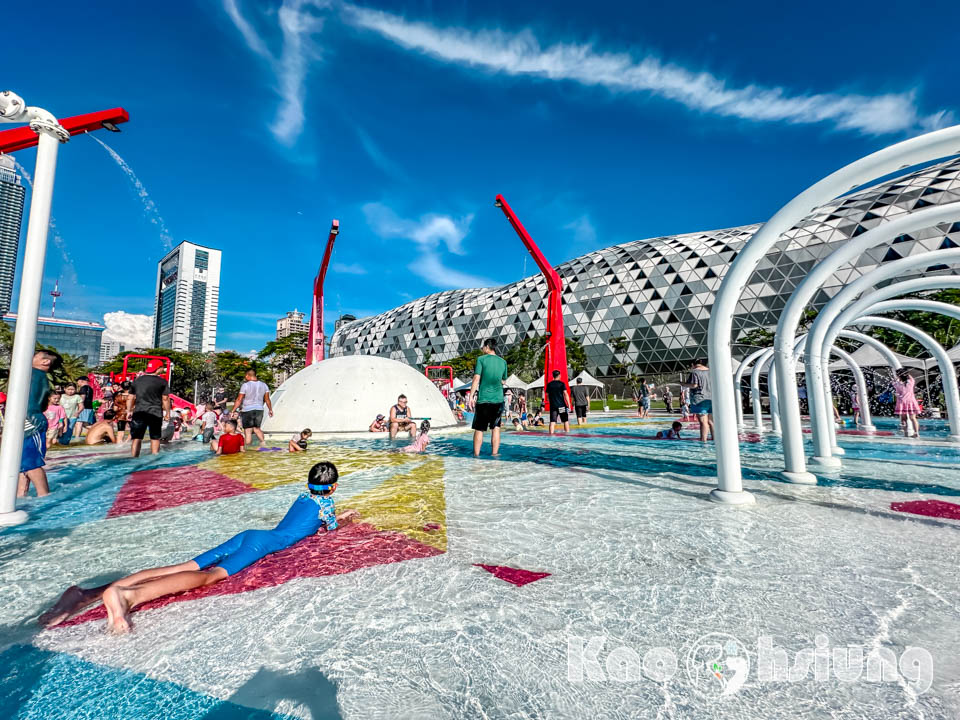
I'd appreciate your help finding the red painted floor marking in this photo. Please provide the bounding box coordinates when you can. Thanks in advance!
[473,564,551,587]
[890,499,960,521]
[107,466,257,517]
[61,523,443,627]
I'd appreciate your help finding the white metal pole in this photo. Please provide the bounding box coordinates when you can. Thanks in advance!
[750,350,774,433]
[733,347,769,429]
[0,132,62,526]
[707,125,960,505]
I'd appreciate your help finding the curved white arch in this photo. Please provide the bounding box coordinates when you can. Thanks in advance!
[707,125,960,504]
[750,350,775,433]
[814,278,960,459]
[735,347,771,429]
[804,257,960,464]
[772,203,960,481]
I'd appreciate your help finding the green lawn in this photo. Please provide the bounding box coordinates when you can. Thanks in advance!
[588,398,667,411]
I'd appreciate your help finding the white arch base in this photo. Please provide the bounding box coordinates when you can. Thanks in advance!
[810,455,843,469]
[781,470,818,484]
[0,510,28,527]
[709,488,757,505]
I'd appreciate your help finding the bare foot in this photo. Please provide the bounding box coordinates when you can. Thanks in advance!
[38,585,99,628]
[102,586,133,634]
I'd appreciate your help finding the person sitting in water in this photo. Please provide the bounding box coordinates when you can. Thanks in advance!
[389,395,417,439]
[656,421,684,440]
[530,410,545,427]
[38,461,360,633]
[216,419,245,455]
[400,420,431,453]
[85,410,118,445]
[369,414,387,433]
[198,402,218,450]
[289,428,312,452]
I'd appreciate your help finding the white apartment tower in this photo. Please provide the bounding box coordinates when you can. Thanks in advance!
[276,309,308,340]
[153,241,221,352]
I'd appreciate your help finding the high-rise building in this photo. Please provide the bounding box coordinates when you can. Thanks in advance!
[153,241,221,352]
[0,155,25,315]
[276,309,307,340]
[100,339,126,364]
[3,313,105,366]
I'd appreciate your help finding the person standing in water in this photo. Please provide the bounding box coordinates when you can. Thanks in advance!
[571,377,590,426]
[545,370,572,434]
[892,368,921,438]
[682,359,713,442]
[127,361,171,457]
[468,338,508,457]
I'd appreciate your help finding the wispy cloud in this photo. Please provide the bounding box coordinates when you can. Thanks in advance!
[355,126,408,181]
[362,202,496,289]
[565,214,597,248]
[221,0,329,145]
[332,262,367,275]
[342,4,951,136]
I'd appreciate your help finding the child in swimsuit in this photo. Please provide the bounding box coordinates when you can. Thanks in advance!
[289,428,312,452]
[38,461,359,633]
[401,420,431,453]
[656,421,683,439]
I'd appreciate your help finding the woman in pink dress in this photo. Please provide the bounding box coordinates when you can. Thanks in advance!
[892,368,921,437]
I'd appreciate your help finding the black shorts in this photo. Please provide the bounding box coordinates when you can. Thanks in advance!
[116,420,127,431]
[472,402,503,431]
[202,427,215,443]
[241,410,264,429]
[129,411,162,441]
[550,407,570,424]
[575,404,588,419]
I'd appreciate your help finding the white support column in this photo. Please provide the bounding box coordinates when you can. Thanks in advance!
[707,125,960,505]
[750,350,774,433]
[0,126,66,527]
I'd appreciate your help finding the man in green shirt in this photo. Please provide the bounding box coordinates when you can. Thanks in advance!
[468,338,508,457]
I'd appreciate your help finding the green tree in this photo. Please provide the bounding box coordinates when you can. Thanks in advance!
[608,335,631,381]
[258,332,307,380]
[866,289,960,357]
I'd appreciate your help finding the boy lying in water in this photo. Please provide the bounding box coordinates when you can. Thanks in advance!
[38,461,359,633]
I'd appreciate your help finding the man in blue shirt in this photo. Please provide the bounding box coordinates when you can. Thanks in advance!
[17,350,59,498]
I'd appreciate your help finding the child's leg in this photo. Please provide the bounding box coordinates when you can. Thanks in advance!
[103,567,227,633]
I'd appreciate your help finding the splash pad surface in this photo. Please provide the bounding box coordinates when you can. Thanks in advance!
[3,417,960,718]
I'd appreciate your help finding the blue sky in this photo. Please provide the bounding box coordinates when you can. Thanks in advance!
[4,0,958,353]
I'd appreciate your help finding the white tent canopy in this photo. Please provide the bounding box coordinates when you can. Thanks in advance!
[571,370,604,387]
[505,374,527,389]
[827,343,926,370]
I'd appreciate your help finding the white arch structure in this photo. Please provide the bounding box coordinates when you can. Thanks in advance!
[744,339,873,439]
[773,202,960,482]
[707,124,960,504]
[809,297,960,462]
[808,275,960,463]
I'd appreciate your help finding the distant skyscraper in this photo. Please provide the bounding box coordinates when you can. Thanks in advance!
[153,241,221,352]
[276,309,308,340]
[100,339,125,364]
[0,155,25,315]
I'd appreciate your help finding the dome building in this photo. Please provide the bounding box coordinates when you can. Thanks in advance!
[330,158,960,376]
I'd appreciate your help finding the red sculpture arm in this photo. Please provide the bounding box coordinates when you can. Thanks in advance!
[307,220,339,366]
[0,108,130,154]
[495,195,569,409]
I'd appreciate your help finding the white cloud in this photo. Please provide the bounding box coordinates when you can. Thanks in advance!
[342,4,948,136]
[565,214,597,248]
[355,126,408,181]
[332,262,367,275]
[102,312,153,349]
[221,0,329,145]
[362,203,494,290]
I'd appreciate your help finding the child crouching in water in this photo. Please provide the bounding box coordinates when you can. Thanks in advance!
[38,461,360,633]
[289,428,312,452]
[216,419,245,455]
[656,421,683,440]
[401,420,431,453]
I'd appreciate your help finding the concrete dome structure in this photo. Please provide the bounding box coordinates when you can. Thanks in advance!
[263,355,458,434]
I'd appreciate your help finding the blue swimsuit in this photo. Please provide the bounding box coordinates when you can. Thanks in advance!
[193,493,338,576]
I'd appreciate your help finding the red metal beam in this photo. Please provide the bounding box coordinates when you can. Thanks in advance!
[307,219,340,366]
[0,107,130,154]
[495,194,569,409]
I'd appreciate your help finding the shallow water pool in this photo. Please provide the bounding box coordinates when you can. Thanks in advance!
[2,419,960,718]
